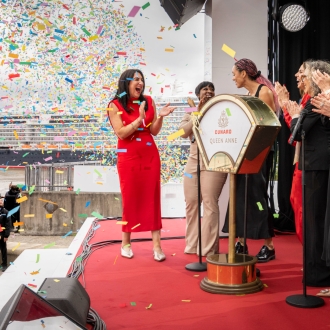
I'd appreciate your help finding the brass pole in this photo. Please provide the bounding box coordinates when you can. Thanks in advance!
[228,173,236,263]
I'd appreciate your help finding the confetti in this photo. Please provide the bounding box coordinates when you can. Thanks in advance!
[116,221,128,225]
[16,196,28,203]
[113,255,118,265]
[222,43,236,58]
[7,206,20,218]
[167,129,185,141]
[256,202,264,211]
[94,169,102,177]
[182,300,191,302]
[24,214,35,218]
[128,6,141,17]
[225,108,232,116]
[46,214,53,219]
[44,242,56,249]
[38,199,58,205]
[28,283,37,288]
[12,243,20,251]
[145,303,152,309]
[36,254,40,263]
[131,223,141,230]
[91,211,103,219]
[184,172,193,179]
[165,48,174,52]
[63,231,73,237]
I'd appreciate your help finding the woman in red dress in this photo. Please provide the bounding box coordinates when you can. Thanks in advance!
[275,62,311,244]
[108,69,176,261]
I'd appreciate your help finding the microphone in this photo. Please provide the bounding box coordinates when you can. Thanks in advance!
[289,109,308,145]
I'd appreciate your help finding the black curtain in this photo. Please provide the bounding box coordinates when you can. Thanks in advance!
[273,0,330,231]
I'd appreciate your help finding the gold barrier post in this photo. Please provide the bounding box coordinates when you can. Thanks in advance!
[228,173,236,263]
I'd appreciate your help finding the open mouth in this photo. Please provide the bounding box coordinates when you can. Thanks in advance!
[135,87,141,93]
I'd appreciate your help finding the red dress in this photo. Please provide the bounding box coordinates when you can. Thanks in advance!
[283,94,310,243]
[109,95,162,232]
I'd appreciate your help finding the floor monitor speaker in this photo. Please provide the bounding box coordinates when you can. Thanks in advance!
[39,277,90,328]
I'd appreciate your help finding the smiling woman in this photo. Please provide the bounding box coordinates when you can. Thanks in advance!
[107,69,176,262]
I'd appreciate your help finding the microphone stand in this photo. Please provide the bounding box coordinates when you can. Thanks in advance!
[186,136,207,272]
[286,129,324,307]
[243,174,260,277]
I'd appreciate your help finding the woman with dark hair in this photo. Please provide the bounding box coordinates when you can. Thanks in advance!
[287,60,330,286]
[179,81,227,256]
[108,69,176,261]
[223,58,279,263]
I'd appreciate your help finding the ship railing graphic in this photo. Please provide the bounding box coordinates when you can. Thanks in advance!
[25,161,101,192]
[0,106,192,150]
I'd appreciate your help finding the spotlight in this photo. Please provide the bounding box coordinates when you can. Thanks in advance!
[279,3,310,32]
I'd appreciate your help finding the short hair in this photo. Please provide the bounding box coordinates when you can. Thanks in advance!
[113,69,148,113]
[195,81,215,97]
[306,60,330,96]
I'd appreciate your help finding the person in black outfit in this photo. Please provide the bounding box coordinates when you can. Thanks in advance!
[4,184,21,231]
[222,58,280,263]
[0,197,11,272]
[287,60,330,287]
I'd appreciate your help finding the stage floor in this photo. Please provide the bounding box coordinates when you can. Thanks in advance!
[77,219,330,330]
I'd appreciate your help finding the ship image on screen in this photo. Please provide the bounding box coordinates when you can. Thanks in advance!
[0,285,86,330]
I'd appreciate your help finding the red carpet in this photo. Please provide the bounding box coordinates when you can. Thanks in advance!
[75,219,330,330]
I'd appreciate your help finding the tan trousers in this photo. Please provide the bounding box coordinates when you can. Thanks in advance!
[184,157,227,256]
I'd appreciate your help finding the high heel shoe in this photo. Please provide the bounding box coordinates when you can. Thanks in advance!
[153,249,166,262]
[121,246,134,259]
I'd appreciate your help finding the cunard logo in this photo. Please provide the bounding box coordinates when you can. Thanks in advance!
[218,110,229,128]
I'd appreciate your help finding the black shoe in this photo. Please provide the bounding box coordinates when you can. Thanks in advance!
[235,241,249,254]
[256,268,261,277]
[0,264,7,272]
[256,245,275,263]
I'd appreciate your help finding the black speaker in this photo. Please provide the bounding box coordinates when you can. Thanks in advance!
[159,0,206,27]
[39,277,90,328]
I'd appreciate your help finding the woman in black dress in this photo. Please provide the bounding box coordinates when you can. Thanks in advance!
[222,58,279,263]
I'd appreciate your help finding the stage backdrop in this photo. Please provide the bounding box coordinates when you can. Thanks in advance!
[0,0,205,115]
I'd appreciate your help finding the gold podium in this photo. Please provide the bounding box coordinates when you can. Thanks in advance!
[192,94,281,294]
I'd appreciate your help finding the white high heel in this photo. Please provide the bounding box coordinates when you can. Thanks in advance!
[153,249,166,262]
[121,246,134,259]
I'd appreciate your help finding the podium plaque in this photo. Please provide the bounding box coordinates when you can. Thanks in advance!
[192,94,281,294]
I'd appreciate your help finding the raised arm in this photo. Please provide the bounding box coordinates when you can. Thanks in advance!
[108,102,144,140]
[149,100,176,136]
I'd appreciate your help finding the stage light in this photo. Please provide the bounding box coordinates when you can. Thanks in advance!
[279,3,310,32]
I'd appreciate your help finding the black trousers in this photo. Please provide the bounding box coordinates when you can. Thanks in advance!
[305,170,330,287]
[0,236,7,266]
